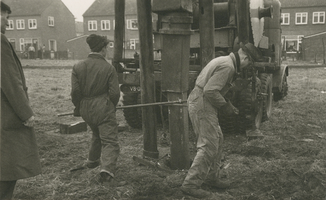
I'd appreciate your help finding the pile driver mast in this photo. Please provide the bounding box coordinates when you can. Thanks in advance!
[114,0,288,170]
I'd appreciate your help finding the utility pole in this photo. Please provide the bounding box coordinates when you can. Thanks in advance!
[137,0,159,159]
[113,0,125,72]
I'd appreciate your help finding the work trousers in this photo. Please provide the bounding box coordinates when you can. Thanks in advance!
[182,87,224,188]
[80,96,120,177]
[0,181,17,199]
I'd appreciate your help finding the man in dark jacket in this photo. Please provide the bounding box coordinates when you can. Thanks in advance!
[71,34,120,183]
[1,2,42,199]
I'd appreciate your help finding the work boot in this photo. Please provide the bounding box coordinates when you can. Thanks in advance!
[246,129,264,140]
[70,160,100,172]
[203,179,230,189]
[99,172,113,183]
[180,186,212,199]
[94,172,127,187]
[90,172,113,185]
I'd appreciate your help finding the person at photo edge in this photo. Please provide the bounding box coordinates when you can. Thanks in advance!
[70,34,121,184]
[0,1,42,199]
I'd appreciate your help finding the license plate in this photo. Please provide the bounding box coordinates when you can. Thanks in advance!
[130,86,141,92]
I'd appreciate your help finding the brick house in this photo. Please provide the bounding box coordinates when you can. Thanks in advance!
[81,0,140,59]
[279,0,326,61]
[4,0,76,59]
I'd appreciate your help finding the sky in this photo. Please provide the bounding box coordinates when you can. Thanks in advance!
[61,0,95,22]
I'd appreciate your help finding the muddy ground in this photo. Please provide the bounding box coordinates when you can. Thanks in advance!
[11,59,326,200]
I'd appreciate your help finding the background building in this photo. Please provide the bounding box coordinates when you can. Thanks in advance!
[82,0,140,59]
[4,0,76,59]
[67,0,151,60]
[280,0,326,62]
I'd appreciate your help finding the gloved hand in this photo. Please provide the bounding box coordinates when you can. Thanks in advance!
[220,100,239,115]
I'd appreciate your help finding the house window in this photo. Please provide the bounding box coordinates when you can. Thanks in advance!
[113,20,115,30]
[295,12,308,25]
[285,40,298,52]
[88,20,97,31]
[49,39,57,51]
[127,19,138,30]
[130,39,139,50]
[48,16,54,26]
[101,20,110,30]
[16,19,25,29]
[28,19,37,29]
[21,38,33,52]
[6,20,14,30]
[20,38,25,51]
[313,12,325,24]
[281,13,290,25]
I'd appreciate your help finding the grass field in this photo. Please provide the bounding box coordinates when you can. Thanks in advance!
[12,61,326,200]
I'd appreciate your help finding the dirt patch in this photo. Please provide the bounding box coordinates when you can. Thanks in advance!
[11,62,326,200]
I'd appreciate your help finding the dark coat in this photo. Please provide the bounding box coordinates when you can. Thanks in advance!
[71,53,120,125]
[1,33,42,181]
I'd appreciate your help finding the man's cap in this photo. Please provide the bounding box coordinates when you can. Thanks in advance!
[86,34,109,52]
[1,1,11,14]
[240,42,263,62]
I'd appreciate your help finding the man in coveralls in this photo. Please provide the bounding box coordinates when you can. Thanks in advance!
[71,34,120,183]
[181,43,262,198]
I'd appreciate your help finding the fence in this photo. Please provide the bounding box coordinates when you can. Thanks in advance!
[18,50,71,60]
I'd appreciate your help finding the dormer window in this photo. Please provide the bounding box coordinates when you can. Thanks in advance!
[48,16,54,26]
[101,20,110,30]
[28,19,37,29]
[281,13,290,25]
[313,12,325,24]
[127,19,138,30]
[295,12,308,25]
[16,19,25,30]
[6,20,14,30]
[88,20,97,31]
